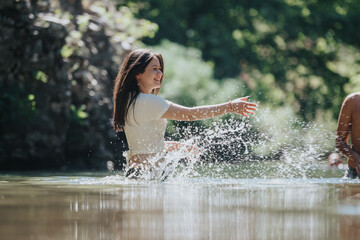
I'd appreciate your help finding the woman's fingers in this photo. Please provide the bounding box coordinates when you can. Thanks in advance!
[246,106,257,111]
[245,110,256,115]
[241,112,249,118]
[246,102,258,107]
[244,110,256,116]
[242,103,257,111]
[236,102,258,116]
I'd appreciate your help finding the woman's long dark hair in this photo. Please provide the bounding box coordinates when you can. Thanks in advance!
[113,49,164,132]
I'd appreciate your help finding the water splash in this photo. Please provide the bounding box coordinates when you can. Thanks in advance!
[157,106,337,180]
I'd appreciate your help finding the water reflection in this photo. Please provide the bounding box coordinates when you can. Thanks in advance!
[0,175,360,240]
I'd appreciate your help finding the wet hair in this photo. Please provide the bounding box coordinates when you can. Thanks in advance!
[113,49,164,132]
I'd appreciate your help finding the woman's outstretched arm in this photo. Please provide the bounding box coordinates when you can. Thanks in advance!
[161,97,257,121]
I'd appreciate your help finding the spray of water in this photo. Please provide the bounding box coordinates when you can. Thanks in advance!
[142,106,337,180]
[107,105,337,182]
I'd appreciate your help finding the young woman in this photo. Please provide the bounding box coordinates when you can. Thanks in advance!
[113,49,257,178]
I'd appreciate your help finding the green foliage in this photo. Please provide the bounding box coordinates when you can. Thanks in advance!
[154,40,249,134]
[27,94,36,111]
[53,0,159,61]
[35,71,48,83]
[70,104,89,124]
[1,0,161,169]
[154,40,248,106]
[250,105,337,158]
[4,0,358,169]
[153,40,338,159]
[60,45,74,58]
[128,0,360,121]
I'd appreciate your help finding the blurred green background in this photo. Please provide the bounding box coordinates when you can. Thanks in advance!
[1,0,359,170]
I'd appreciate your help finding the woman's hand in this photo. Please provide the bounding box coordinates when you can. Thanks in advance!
[231,96,258,117]
[165,141,204,158]
[188,144,205,158]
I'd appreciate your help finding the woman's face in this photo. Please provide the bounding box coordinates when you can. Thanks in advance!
[137,57,163,94]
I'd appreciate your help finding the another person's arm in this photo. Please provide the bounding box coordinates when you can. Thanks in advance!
[161,97,257,121]
[336,96,360,173]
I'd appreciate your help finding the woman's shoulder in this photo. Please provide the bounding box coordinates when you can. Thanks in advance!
[133,93,171,120]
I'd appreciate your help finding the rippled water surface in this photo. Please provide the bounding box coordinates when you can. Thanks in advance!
[1,161,360,240]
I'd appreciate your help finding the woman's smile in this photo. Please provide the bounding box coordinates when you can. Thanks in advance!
[137,57,163,94]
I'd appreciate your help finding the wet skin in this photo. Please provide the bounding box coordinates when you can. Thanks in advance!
[336,92,360,173]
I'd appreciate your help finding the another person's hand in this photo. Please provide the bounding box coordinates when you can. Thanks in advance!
[354,155,360,175]
[231,96,258,117]
[349,145,360,175]
[356,165,360,176]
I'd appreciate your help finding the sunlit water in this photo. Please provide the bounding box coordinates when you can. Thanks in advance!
[1,116,360,239]
[1,161,360,240]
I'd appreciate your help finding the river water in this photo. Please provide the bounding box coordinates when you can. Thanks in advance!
[1,161,360,240]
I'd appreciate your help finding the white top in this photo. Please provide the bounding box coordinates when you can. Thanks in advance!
[124,93,172,155]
